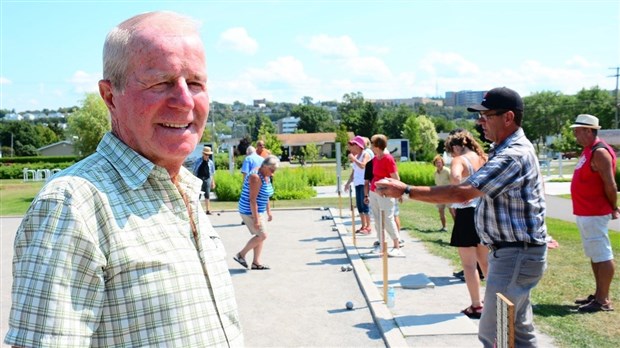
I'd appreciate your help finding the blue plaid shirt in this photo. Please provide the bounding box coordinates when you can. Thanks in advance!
[467,128,548,245]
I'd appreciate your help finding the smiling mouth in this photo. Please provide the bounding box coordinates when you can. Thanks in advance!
[162,123,190,129]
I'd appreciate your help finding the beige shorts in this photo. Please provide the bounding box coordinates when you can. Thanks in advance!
[576,215,614,263]
[240,213,267,237]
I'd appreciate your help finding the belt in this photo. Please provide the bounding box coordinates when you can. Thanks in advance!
[487,241,545,252]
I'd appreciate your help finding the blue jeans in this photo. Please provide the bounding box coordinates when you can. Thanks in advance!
[355,185,370,215]
[479,244,547,348]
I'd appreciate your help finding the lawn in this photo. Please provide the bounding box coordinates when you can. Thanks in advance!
[2,179,619,347]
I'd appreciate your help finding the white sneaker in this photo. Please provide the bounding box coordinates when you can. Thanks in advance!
[388,248,405,258]
[369,245,382,255]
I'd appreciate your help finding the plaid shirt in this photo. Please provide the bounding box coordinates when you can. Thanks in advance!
[5,133,243,347]
[467,128,548,245]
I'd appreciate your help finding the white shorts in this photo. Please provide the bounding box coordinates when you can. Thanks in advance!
[576,215,614,263]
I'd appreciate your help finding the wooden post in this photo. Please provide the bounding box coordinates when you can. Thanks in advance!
[350,188,356,246]
[381,210,388,304]
[496,293,515,348]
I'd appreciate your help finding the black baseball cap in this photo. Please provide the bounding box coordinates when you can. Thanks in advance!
[467,87,523,112]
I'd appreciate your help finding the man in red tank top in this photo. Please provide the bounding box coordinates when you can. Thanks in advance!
[570,114,618,313]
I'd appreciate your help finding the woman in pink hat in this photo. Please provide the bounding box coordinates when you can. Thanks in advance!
[344,135,373,234]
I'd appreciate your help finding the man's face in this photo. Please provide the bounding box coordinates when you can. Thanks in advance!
[106,29,209,171]
[434,160,444,170]
[477,110,507,143]
[572,127,594,147]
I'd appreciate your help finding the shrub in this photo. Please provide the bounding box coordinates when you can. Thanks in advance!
[0,162,74,180]
[211,168,317,202]
[397,162,435,186]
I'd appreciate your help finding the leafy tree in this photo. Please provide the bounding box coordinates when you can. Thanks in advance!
[301,142,319,163]
[523,91,574,149]
[301,96,314,105]
[293,104,332,133]
[248,113,275,141]
[67,93,111,157]
[335,124,350,168]
[35,124,59,146]
[573,86,615,129]
[356,102,379,138]
[380,105,415,139]
[0,120,46,156]
[338,92,365,133]
[236,135,252,156]
[403,115,439,161]
[551,120,580,153]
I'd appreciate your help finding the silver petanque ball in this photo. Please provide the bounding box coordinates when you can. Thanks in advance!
[346,301,354,310]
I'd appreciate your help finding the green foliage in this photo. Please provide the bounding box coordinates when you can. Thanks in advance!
[212,171,243,201]
[396,162,435,186]
[301,142,319,162]
[0,161,74,179]
[0,120,52,156]
[0,155,78,164]
[212,168,317,201]
[67,93,110,157]
[379,105,414,139]
[293,104,333,133]
[551,119,580,153]
[335,124,350,168]
[357,102,379,137]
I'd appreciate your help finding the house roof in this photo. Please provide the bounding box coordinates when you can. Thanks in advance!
[37,140,74,151]
[276,132,355,146]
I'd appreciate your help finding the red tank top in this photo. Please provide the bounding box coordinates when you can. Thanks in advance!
[570,139,617,216]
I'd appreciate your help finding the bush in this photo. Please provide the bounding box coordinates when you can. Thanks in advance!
[0,155,78,165]
[0,162,74,179]
[397,162,435,186]
[213,153,245,170]
[211,168,317,202]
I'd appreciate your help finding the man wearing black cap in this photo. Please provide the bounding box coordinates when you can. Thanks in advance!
[376,87,548,347]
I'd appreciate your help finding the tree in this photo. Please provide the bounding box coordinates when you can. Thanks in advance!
[301,142,319,163]
[402,115,438,161]
[67,93,111,157]
[356,102,379,138]
[338,92,365,134]
[301,96,314,105]
[380,105,415,139]
[523,91,574,149]
[293,104,332,133]
[574,86,615,129]
[335,124,350,168]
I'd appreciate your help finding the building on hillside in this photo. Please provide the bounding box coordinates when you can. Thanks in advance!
[37,140,75,156]
[253,98,267,108]
[277,117,300,134]
[276,132,354,161]
[368,97,443,107]
[444,90,486,107]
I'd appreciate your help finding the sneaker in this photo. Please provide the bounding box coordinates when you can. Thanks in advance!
[439,227,447,232]
[387,248,405,258]
[578,300,614,313]
[369,245,382,254]
[373,241,380,247]
[575,294,595,305]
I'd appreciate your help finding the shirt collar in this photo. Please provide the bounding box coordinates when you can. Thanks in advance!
[488,128,524,158]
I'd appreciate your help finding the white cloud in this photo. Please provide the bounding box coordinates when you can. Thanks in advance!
[68,70,100,94]
[217,27,258,55]
[419,51,479,76]
[0,77,11,85]
[565,55,599,69]
[305,34,359,58]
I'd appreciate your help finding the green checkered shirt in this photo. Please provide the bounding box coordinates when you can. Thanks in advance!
[5,133,244,347]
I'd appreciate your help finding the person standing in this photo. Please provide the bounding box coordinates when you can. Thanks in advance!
[366,134,404,258]
[5,11,243,347]
[570,114,618,312]
[256,140,271,158]
[376,87,547,347]
[344,135,373,234]
[241,145,264,180]
[432,154,454,231]
[234,155,279,270]
[445,129,489,319]
[193,146,216,214]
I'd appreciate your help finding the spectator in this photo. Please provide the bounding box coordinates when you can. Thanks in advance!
[193,146,216,214]
[256,140,271,158]
[344,135,373,234]
[4,11,243,347]
[241,145,265,180]
[570,114,618,312]
[432,154,454,231]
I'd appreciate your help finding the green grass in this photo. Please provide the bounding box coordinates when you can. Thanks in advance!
[0,180,44,215]
[2,179,619,347]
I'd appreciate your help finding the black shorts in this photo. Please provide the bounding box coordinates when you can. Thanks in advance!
[449,207,481,247]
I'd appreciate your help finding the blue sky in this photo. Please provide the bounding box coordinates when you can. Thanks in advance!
[1,0,619,112]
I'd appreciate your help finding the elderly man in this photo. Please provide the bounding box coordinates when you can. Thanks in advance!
[377,87,548,347]
[5,11,243,347]
[241,145,265,180]
[570,114,618,313]
[193,146,216,214]
[256,140,271,158]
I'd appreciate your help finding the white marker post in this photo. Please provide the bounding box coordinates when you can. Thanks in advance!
[336,142,342,217]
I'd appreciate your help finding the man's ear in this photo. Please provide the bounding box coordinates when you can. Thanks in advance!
[99,79,116,112]
[504,110,515,125]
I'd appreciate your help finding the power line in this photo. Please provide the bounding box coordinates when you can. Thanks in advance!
[609,67,620,129]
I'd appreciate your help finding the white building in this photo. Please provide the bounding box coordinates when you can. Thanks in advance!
[277,116,300,134]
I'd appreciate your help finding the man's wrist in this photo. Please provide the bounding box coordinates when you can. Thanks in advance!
[403,185,411,196]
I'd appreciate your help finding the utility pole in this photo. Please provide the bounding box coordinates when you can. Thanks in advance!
[609,67,620,129]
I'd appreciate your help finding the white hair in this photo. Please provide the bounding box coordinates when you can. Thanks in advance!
[246,146,256,155]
